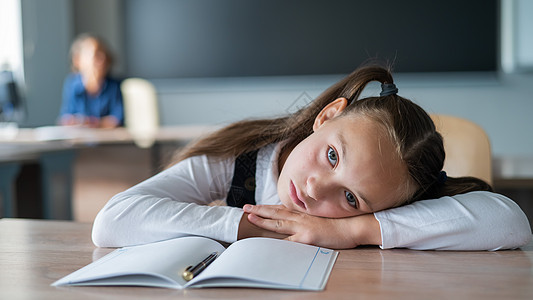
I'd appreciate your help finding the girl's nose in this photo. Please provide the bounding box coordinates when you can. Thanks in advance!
[306,175,333,202]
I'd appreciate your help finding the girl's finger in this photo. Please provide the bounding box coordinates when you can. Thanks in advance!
[247,213,297,235]
[243,204,297,219]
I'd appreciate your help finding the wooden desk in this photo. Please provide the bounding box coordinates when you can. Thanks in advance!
[2,125,214,146]
[1,218,532,299]
[0,126,215,220]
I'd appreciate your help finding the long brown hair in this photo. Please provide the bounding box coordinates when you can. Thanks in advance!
[174,65,492,204]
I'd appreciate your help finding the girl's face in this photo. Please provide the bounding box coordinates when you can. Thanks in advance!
[277,99,411,218]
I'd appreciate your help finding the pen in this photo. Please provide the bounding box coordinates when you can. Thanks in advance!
[182,252,218,281]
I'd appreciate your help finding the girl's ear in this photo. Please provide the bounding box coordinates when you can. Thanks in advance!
[313,97,348,131]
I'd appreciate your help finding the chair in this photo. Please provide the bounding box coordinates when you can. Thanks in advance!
[430,114,492,185]
[121,78,159,148]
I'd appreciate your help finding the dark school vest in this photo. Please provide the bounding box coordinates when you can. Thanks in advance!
[226,150,258,208]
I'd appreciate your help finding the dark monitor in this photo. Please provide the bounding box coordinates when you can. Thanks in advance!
[0,70,22,122]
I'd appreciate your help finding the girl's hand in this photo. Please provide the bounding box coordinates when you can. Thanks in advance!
[237,212,288,240]
[243,204,382,249]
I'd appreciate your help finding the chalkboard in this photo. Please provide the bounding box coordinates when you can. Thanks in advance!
[124,0,498,78]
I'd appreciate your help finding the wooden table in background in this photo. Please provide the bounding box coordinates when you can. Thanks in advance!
[1,218,532,299]
[0,125,215,221]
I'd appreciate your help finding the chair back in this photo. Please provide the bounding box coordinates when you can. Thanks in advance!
[121,78,159,148]
[430,114,492,185]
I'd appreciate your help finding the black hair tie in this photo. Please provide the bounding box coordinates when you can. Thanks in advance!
[380,83,398,97]
[437,171,448,184]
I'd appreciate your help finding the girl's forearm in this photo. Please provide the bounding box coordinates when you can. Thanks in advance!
[348,214,382,247]
[374,192,532,250]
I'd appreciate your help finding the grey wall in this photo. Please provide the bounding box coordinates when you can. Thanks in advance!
[152,72,533,160]
[72,0,125,76]
[18,0,124,127]
[20,0,72,127]
[515,0,533,70]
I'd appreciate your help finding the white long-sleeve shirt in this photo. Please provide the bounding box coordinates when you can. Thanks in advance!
[92,143,532,250]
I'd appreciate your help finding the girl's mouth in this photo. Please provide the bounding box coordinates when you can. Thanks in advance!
[289,180,307,210]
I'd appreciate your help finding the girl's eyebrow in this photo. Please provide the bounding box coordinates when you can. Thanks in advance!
[336,131,374,212]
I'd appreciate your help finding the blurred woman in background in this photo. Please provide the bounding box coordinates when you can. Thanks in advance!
[58,33,123,128]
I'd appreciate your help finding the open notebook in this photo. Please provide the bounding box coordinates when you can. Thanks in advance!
[52,236,338,291]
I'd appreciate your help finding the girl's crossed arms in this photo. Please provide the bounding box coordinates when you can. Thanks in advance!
[92,66,532,250]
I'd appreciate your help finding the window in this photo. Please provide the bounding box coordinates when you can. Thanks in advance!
[0,0,23,123]
[0,0,23,75]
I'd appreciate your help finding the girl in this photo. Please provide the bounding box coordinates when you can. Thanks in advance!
[59,34,124,128]
[92,65,531,250]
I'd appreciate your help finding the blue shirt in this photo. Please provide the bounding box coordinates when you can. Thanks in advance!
[60,73,124,125]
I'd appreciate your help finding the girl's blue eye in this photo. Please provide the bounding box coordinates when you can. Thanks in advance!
[327,147,338,167]
[327,147,356,208]
[345,191,357,208]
